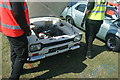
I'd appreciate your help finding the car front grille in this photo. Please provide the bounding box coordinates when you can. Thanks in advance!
[48,45,68,53]
[42,38,74,47]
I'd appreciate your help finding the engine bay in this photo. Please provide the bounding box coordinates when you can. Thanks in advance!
[31,21,66,39]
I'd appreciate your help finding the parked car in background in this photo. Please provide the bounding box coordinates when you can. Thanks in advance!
[61,1,120,52]
[26,2,82,62]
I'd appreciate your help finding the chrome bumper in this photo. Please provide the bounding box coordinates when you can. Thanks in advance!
[27,45,80,62]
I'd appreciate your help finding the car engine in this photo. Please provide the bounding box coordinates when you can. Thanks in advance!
[31,21,65,39]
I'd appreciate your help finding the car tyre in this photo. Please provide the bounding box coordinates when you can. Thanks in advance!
[66,16,75,25]
[106,34,120,52]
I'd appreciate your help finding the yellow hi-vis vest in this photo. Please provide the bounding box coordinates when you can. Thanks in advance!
[87,1,107,20]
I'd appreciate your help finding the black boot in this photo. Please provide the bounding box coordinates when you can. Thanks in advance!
[86,50,92,59]
[86,43,93,59]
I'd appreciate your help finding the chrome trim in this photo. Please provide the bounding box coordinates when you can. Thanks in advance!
[27,54,45,61]
[70,45,80,50]
[28,45,80,61]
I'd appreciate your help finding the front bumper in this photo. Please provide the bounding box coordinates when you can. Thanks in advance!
[27,45,80,62]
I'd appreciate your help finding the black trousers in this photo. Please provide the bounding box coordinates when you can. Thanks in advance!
[7,34,28,80]
[85,19,103,51]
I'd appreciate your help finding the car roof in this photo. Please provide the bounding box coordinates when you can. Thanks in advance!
[67,1,88,7]
[67,2,78,7]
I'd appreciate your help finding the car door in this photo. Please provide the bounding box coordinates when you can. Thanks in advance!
[96,19,111,40]
[73,3,87,30]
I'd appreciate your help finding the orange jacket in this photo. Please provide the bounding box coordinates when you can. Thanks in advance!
[0,0,30,37]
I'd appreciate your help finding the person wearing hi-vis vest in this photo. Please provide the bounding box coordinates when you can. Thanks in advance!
[82,0,107,59]
[0,0,31,79]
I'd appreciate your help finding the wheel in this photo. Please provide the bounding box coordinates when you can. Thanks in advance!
[66,16,75,25]
[106,34,120,52]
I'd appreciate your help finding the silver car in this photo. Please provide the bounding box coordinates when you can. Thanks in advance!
[61,1,120,52]
[27,2,82,62]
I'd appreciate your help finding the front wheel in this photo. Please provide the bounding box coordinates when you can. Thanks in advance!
[66,16,75,25]
[106,34,120,52]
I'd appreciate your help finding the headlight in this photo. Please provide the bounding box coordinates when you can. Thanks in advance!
[74,35,82,42]
[29,43,41,52]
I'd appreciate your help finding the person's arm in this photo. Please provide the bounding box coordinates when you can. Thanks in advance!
[81,2,95,27]
[11,0,31,36]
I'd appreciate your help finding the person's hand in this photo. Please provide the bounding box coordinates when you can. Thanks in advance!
[26,31,31,36]
[30,25,35,29]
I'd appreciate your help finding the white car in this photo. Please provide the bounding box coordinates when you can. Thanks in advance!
[61,1,120,52]
[27,2,82,62]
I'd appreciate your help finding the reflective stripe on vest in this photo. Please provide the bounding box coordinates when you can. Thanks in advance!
[0,21,21,29]
[94,4,106,7]
[0,0,30,37]
[0,2,28,10]
[88,1,107,20]
[1,25,24,37]
[0,3,12,10]
[91,11,106,13]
